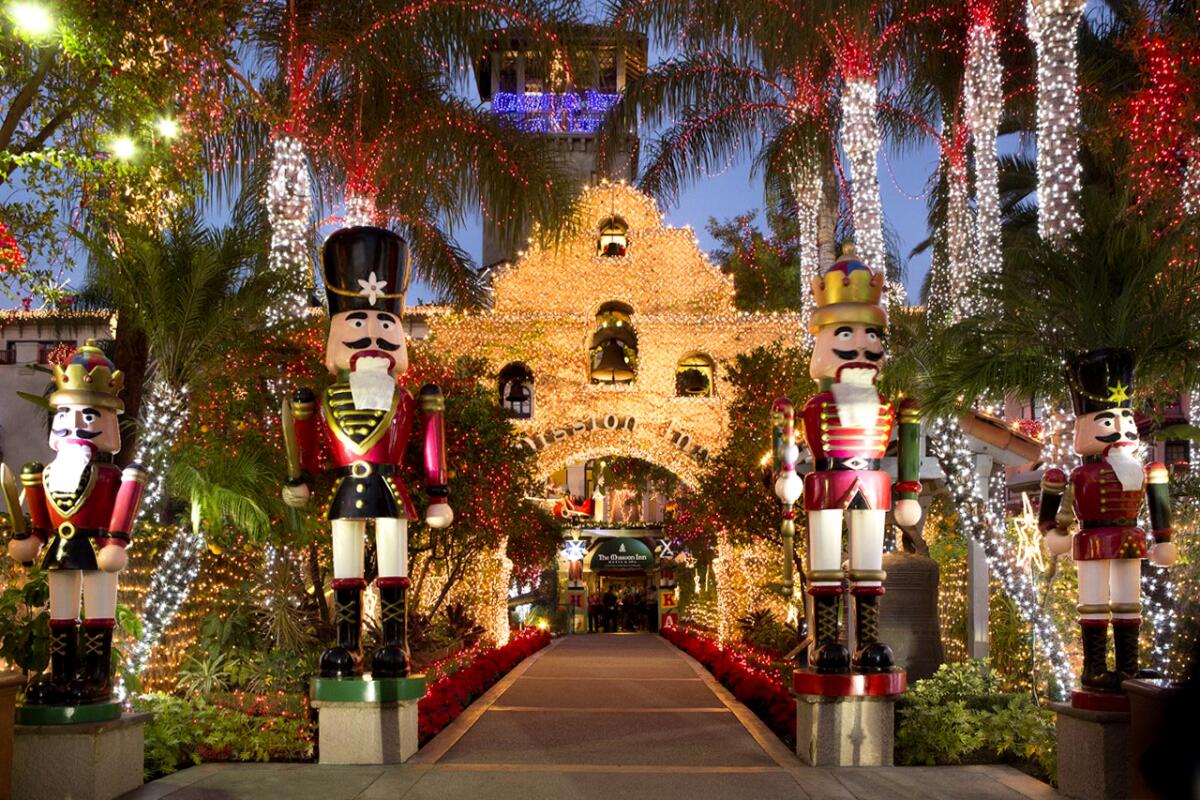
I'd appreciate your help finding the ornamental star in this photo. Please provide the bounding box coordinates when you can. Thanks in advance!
[1106,381,1130,403]
[562,539,587,562]
[356,271,387,306]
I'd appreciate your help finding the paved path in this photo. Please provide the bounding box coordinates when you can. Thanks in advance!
[124,634,1061,800]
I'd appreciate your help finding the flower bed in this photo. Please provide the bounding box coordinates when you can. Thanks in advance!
[418,628,551,744]
[661,624,795,745]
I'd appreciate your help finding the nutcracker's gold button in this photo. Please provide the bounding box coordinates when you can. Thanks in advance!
[355,500,364,509]
[58,521,76,539]
[351,462,371,478]
[356,483,364,493]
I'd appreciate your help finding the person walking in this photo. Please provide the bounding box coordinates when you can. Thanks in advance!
[587,586,603,633]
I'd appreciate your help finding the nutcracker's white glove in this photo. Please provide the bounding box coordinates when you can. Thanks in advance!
[97,543,128,573]
[1151,541,1178,567]
[893,499,921,527]
[282,483,310,508]
[7,536,41,565]
[426,503,454,529]
[1045,531,1073,556]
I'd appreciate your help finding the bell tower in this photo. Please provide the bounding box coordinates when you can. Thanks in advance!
[476,26,647,271]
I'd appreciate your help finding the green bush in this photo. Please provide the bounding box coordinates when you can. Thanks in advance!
[895,661,1056,784]
[135,692,314,780]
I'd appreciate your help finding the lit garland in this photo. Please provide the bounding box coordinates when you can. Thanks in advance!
[841,77,898,301]
[927,417,1075,694]
[1026,0,1086,244]
[266,135,314,324]
[791,168,822,347]
[963,9,1003,308]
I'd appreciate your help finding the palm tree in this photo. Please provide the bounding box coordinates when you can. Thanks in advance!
[206,0,584,309]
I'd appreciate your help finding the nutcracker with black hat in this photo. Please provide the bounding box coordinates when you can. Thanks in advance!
[282,226,452,684]
[773,244,921,697]
[1038,348,1175,710]
[3,341,148,718]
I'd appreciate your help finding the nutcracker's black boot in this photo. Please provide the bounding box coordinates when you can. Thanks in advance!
[851,590,895,673]
[1114,618,1160,680]
[320,584,364,678]
[810,591,851,674]
[371,580,410,678]
[26,620,81,705]
[1080,620,1121,692]
[79,620,115,704]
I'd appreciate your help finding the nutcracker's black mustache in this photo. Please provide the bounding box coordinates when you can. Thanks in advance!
[834,348,884,362]
[1096,432,1138,443]
[51,428,99,439]
[343,337,401,352]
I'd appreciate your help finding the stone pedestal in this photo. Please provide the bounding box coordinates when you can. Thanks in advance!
[794,693,897,766]
[311,675,425,765]
[1051,700,1131,800]
[12,712,148,800]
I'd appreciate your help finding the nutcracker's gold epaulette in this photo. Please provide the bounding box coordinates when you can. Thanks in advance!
[1040,471,1067,495]
[1146,462,1169,484]
[20,462,44,486]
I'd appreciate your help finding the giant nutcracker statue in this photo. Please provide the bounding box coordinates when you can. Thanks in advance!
[1038,349,1175,708]
[773,245,921,692]
[3,341,147,717]
[282,226,452,680]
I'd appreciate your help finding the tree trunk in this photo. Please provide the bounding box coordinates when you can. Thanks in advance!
[964,21,1003,297]
[111,315,148,467]
[817,165,839,271]
[840,76,894,298]
[792,168,823,347]
[1027,0,1086,245]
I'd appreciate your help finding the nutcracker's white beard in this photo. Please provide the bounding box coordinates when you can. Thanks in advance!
[48,444,94,493]
[349,357,396,411]
[831,372,881,429]
[1105,445,1144,492]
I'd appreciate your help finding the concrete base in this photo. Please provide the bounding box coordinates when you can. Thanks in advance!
[1051,700,1131,800]
[312,697,420,764]
[12,712,148,800]
[794,692,895,766]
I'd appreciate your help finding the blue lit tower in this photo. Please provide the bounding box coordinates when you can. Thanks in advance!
[476,26,647,270]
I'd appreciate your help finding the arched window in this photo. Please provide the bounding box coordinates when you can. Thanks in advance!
[597,216,628,257]
[675,353,715,397]
[589,302,637,384]
[498,362,534,418]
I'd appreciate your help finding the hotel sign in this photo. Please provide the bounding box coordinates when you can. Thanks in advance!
[589,538,655,569]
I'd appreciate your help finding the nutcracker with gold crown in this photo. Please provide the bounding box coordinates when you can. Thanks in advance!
[773,245,921,694]
[281,226,452,681]
[2,341,148,715]
[1037,349,1175,709]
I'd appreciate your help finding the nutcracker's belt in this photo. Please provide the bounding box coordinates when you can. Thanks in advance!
[1082,518,1138,529]
[53,522,102,540]
[815,458,881,471]
[333,462,396,479]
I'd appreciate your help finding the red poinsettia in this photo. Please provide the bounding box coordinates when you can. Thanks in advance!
[417,629,551,744]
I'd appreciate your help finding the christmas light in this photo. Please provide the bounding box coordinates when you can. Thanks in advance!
[265,136,313,324]
[963,11,1003,307]
[343,189,379,228]
[155,117,180,140]
[110,135,137,161]
[1027,0,1086,244]
[791,168,822,347]
[491,90,621,134]
[841,77,897,302]
[945,125,975,322]
[7,2,53,39]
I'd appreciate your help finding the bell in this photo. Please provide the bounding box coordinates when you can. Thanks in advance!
[592,340,634,383]
[505,381,530,403]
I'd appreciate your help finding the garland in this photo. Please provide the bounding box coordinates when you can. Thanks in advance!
[418,628,551,744]
[661,625,795,744]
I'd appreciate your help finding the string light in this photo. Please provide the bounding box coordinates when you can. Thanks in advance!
[841,77,899,302]
[265,136,313,324]
[945,125,975,322]
[963,7,1003,306]
[1026,0,1086,244]
[791,168,822,348]
[343,189,379,228]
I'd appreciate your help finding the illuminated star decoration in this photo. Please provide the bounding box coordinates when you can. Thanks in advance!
[1015,492,1046,574]
[1107,381,1130,404]
[561,539,587,562]
[357,271,386,306]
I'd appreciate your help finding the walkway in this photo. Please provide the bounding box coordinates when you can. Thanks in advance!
[124,634,1060,800]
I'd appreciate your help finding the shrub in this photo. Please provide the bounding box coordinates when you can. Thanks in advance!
[895,661,1056,784]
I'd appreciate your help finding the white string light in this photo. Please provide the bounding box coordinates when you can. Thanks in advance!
[841,77,901,302]
[928,417,1075,694]
[964,18,1004,309]
[127,525,206,679]
[1027,0,1086,244]
[791,168,823,348]
[344,189,380,228]
[946,143,975,321]
[266,136,314,324]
